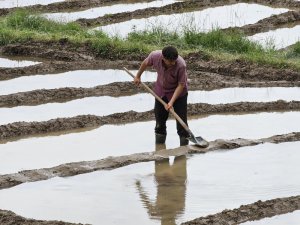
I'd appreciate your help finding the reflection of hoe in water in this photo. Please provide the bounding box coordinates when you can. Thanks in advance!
[136,144,187,225]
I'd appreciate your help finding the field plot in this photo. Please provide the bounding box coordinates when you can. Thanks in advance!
[95,3,289,37]
[242,210,300,225]
[0,57,40,68]
[0,142,299,225]
[0,0,64,8]
[0,0,300,224]
[249,25,300,49]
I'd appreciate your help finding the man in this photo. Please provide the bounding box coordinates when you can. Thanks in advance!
[134,46,189,146]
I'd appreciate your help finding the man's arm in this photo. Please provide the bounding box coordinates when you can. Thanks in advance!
[134,59,149,85]
[166,83,185,110]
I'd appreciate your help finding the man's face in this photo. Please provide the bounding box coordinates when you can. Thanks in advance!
[162,57,176,67]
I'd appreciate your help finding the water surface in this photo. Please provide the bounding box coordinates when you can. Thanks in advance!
[0,69,156,95]
[95,3,288,37]
[0,0,64,8]
[249,25,300,49]
[0,111,299,174]
[242,210,300,225]
[0,141,299,225]
[0,57,40,68]
[1,87,300,125]
[44,0,180,23]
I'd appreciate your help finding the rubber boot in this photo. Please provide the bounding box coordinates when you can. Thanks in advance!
[155,133,166,144]
[179,136,189,146]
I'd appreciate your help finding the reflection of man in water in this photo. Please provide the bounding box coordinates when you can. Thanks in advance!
[136,144,187,225]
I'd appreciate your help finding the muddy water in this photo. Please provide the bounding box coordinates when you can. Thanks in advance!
[0,141,299,225]
[0,57,40,68]
[0,0,64,8]
[0,69,156,95]
[242,210,300,225]
[187,87,300,104]
[96,3,288,37]
[248,25,300,49]
[43,0,179,23]
[1,87,300,125]
[0,111,299,174]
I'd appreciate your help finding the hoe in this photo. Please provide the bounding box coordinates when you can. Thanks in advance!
[124,67,209,148]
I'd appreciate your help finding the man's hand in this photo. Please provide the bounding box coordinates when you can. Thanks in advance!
[134,76,141,86]
[165,102,173,111]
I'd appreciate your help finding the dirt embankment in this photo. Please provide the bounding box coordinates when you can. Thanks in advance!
[75,0,300,27]
[1,77,300,108]
[225,10,300,36]
[186,53,300,82]
[182,195,300,225]
[76,0,238,26]
[0,59,135,81]
[0,41,96,62]
[1,50,299,108]
[0,0,146,16]
[0,132,299,190]
[0,0,299,18]
[0,132,299,224]
[0,209,86,225]
[0,101,299,142]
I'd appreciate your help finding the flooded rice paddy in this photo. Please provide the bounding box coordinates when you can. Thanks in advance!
[0,0,299,224]
[0,0,64,8]
[249,25,300,49]
[0,142,299,225]
[43,0,180,23]
[0,57,40,68]
[0,69,156,95]
[242,210,300,225]
[96,3,289,37]
[0,111,299,174]
[0,87,299,125]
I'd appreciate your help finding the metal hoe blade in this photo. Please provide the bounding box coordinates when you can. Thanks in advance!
[188,134,209,148]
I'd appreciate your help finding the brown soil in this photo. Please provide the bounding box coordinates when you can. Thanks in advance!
[225,10,300,35]
[74,0,300,29]
[181,195,300,225]
[0,0,148,16]
[0,101,299,142]
[0,132,298,190]
[0,50,299,108]
[0,132,299,224]
[0,209,86,225]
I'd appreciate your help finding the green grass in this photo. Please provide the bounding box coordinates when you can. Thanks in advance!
[0,10,299,70]
[291,42,300,56]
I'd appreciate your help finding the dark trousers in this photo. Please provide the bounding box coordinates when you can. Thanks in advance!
[154,93,188,137]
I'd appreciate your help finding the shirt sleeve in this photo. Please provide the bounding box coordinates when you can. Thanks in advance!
[145,51,155,66]
[178,66,188,86]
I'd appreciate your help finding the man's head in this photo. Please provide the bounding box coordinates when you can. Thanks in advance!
[162,46,178,66]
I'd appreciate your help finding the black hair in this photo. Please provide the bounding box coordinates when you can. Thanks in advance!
[162,46,178,61]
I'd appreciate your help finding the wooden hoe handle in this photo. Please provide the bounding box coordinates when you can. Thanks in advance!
[123,67,191,134]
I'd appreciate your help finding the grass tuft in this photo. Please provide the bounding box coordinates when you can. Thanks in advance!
[0,10,299,69]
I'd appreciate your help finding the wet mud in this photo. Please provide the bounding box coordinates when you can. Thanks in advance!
[0,209,85,225]
[0,132,299,224]
[76,0,238,27]
[0,0,146,16]
[0,50,299,108]
[1,79,300,108]
[0,132,298,189]
[182,195,300,225]
[74,0,300,28]
[0,100,299,142]
[226,10,300,35]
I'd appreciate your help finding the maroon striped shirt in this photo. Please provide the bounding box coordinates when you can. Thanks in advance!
[146,50,188,101]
